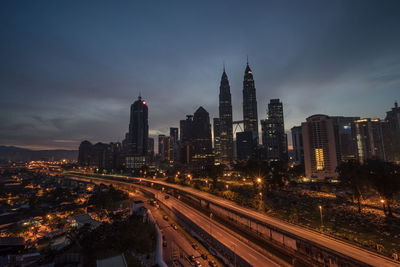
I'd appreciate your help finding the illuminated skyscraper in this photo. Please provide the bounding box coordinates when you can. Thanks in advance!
[242,61,258,143]
[302,115,339,181]
[218,68,233,163]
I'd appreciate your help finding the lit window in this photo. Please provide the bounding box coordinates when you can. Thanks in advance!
[315,148,324,170]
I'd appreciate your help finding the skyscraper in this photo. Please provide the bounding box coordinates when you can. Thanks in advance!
[179,107,213,166]
[218,68,233,163]
[192,107,214,166]
[242,61,258,143]
[170,127,178,142]
[302,115,339,181]
[170,127,179,163]
[123,95,149,169]
[236,131,254,161]
[261,99,288,163]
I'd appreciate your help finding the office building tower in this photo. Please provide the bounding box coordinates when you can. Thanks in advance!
[302,115,339,181]
[123,95,149,169]
[242,61,258,143]
[236,131,254,161]
[179,107,213,166]
[219,68,234,163]
[170,127,179,143]
[213,118,222,163]
[261,99,288,163]
[124,95,149,155]
[291,126,304,165]
[170,127,179,163]
[353,118,386,163]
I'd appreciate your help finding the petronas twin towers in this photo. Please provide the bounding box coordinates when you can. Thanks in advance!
[215,62,258,163]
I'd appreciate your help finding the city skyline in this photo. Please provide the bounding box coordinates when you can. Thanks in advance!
[1,1,400,150]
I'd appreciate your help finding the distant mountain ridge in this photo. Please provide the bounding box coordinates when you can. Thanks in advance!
[0,146,78,162]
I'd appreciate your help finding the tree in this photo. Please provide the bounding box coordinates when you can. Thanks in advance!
[205,164,225,191]
[336,160,366,212]
[365,160,400,217]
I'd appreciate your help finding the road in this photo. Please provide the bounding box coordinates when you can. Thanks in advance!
[68,172,400,266]
[137,177,400,267]
[154,191,280,267]
[146,200,208,267]
[67,174,281,267]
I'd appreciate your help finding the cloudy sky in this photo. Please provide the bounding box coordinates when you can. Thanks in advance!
[1,0,400,150]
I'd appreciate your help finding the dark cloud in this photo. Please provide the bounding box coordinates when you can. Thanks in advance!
[1,0,400,149]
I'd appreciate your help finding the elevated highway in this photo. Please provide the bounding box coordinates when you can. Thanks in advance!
[67,172,400,267]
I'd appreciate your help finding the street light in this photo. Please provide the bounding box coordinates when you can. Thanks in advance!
[318,205,323,228]
[225,184,229,190]
[380,199,386,215]
[256,177,262,183]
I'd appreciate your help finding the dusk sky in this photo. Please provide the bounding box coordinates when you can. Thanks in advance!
[1,0,400,150]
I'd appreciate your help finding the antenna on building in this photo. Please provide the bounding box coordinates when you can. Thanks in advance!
[395,101,398,108]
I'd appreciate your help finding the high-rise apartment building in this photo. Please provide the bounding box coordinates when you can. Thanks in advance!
[331,116,360,162]
[353,118,386,163]
[302,115,339,181]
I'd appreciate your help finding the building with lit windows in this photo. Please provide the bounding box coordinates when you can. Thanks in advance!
[352,118,386,163]
[302,115,339,181]
[123,95,149,169]
[218,68,234,163]
[242,61,258,143]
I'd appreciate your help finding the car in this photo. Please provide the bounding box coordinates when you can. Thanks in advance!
[164,195,170,199]
[189,255,195,262]
[195,260,202,267]
[192,244,199,250]
[208,260,217,267]
[201,254,207,260]
[171,223,178,230]
[163,215,169,221]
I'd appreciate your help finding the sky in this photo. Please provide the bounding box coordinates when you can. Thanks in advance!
[1,0,400,150]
